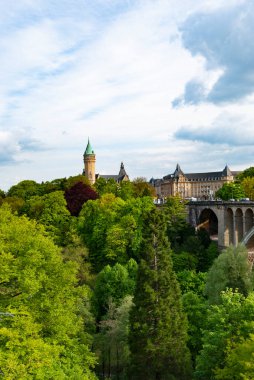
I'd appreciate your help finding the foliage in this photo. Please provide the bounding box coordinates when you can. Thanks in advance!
[195,290,254,380]
[21,191,72,245]
[78,194,155,271]
[62,243,94,286]
[205,244,254,304]
[118,181,135,200]
[215,182,245,200]
[65,181,98,216]
[129,210,192,380]
[0,189,5,198]
[180,238,218,272]
[164,195,187,227]
[39,177,67,194]
[236,166,254,181]
[177,270,208,367]
[92,260,137,320]
[172,250,198,271]
[7,180,42,200]
[64,174,91,189]
[94,178,119,197]
[132,177,156,198]
[95,178,142,200]
[164,196,197,270]
[94,296,133,380]
[241,176,254,200]
[0,205,96,379]
[214,333,254,380]
[162,196,216,272]
[182,291,208,367]
[177,270,207,296]
[0,196,25,213]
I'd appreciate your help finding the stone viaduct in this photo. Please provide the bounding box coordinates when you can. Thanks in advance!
[187,200,254,252]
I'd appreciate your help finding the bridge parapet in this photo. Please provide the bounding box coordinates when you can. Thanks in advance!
[188,200,254,207]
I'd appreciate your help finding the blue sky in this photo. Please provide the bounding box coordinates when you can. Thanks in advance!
[0,0,253,190]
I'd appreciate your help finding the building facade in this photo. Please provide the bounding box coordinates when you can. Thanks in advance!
[150,164,239,200]
[83,139,129,184]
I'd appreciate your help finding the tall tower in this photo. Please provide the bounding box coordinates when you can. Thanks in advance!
[83,139,96,184]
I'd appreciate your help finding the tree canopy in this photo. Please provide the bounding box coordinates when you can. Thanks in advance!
[78,194,155,271]
[0,205,96,379]
[129,210,192,380]
[215,182,245,200]
[195,290,254,380]
[205,245,254,304]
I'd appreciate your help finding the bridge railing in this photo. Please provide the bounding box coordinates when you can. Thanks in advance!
[188,200,254,206]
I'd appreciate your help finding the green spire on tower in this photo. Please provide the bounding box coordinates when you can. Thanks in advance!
[84,138,95,156]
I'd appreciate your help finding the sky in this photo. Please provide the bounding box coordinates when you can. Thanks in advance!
[0,0,254,190]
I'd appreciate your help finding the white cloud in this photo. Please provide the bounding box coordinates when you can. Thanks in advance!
[0,0,252,190]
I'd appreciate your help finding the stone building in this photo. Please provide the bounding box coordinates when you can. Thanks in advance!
[83,139,96,184]
[83,139,129,184]
[150,164,239,200]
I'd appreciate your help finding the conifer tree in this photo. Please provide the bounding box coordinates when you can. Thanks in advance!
[129,210,192,380]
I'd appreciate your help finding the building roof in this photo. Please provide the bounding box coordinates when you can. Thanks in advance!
[161,165,238,182]
[98,174,119,180]
[222,164,232,177]
[84,139,95,156]
[173,163,184,177]
[96,163,129,183]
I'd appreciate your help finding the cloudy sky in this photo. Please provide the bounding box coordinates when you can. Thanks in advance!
[0,0,253,190]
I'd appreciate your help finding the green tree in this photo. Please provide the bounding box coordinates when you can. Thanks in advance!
[215,182,245,200]
[236,166,254,181]
[41,177,68,193]
[241,176,254,200]
[92,260,137,320]
[0,205,96,379]
[94,177,119,197]
[163,196,216,272]
[132,177,156,198]
[22,191,72,245]
[78,194,154,271]
[7,180,41,200]
[38,177,67,195]
[64,174,91,189]
[95,296,133,380]
[195,290,254,380]
[95,178,135,200]
[205,245,254,304]
[1,196,25,214]
[129,210,192,380]
[177,270,207,296]
[62,242,94,286]
[182,291,208,367]
[163,196,193,251]
[118,180,135,200]
[178,235,216,272]
[214,333,254,380]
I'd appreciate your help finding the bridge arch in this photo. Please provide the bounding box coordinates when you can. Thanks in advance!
[198,208,218,241]
[245,208,254,233]
[242,209,254,252]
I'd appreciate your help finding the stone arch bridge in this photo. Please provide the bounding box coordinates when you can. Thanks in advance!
[187,200,254,252]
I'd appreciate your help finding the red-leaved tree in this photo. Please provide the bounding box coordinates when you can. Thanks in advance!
[64,181,98,216]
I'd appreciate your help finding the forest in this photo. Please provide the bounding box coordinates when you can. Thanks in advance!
[1,168,254,380]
